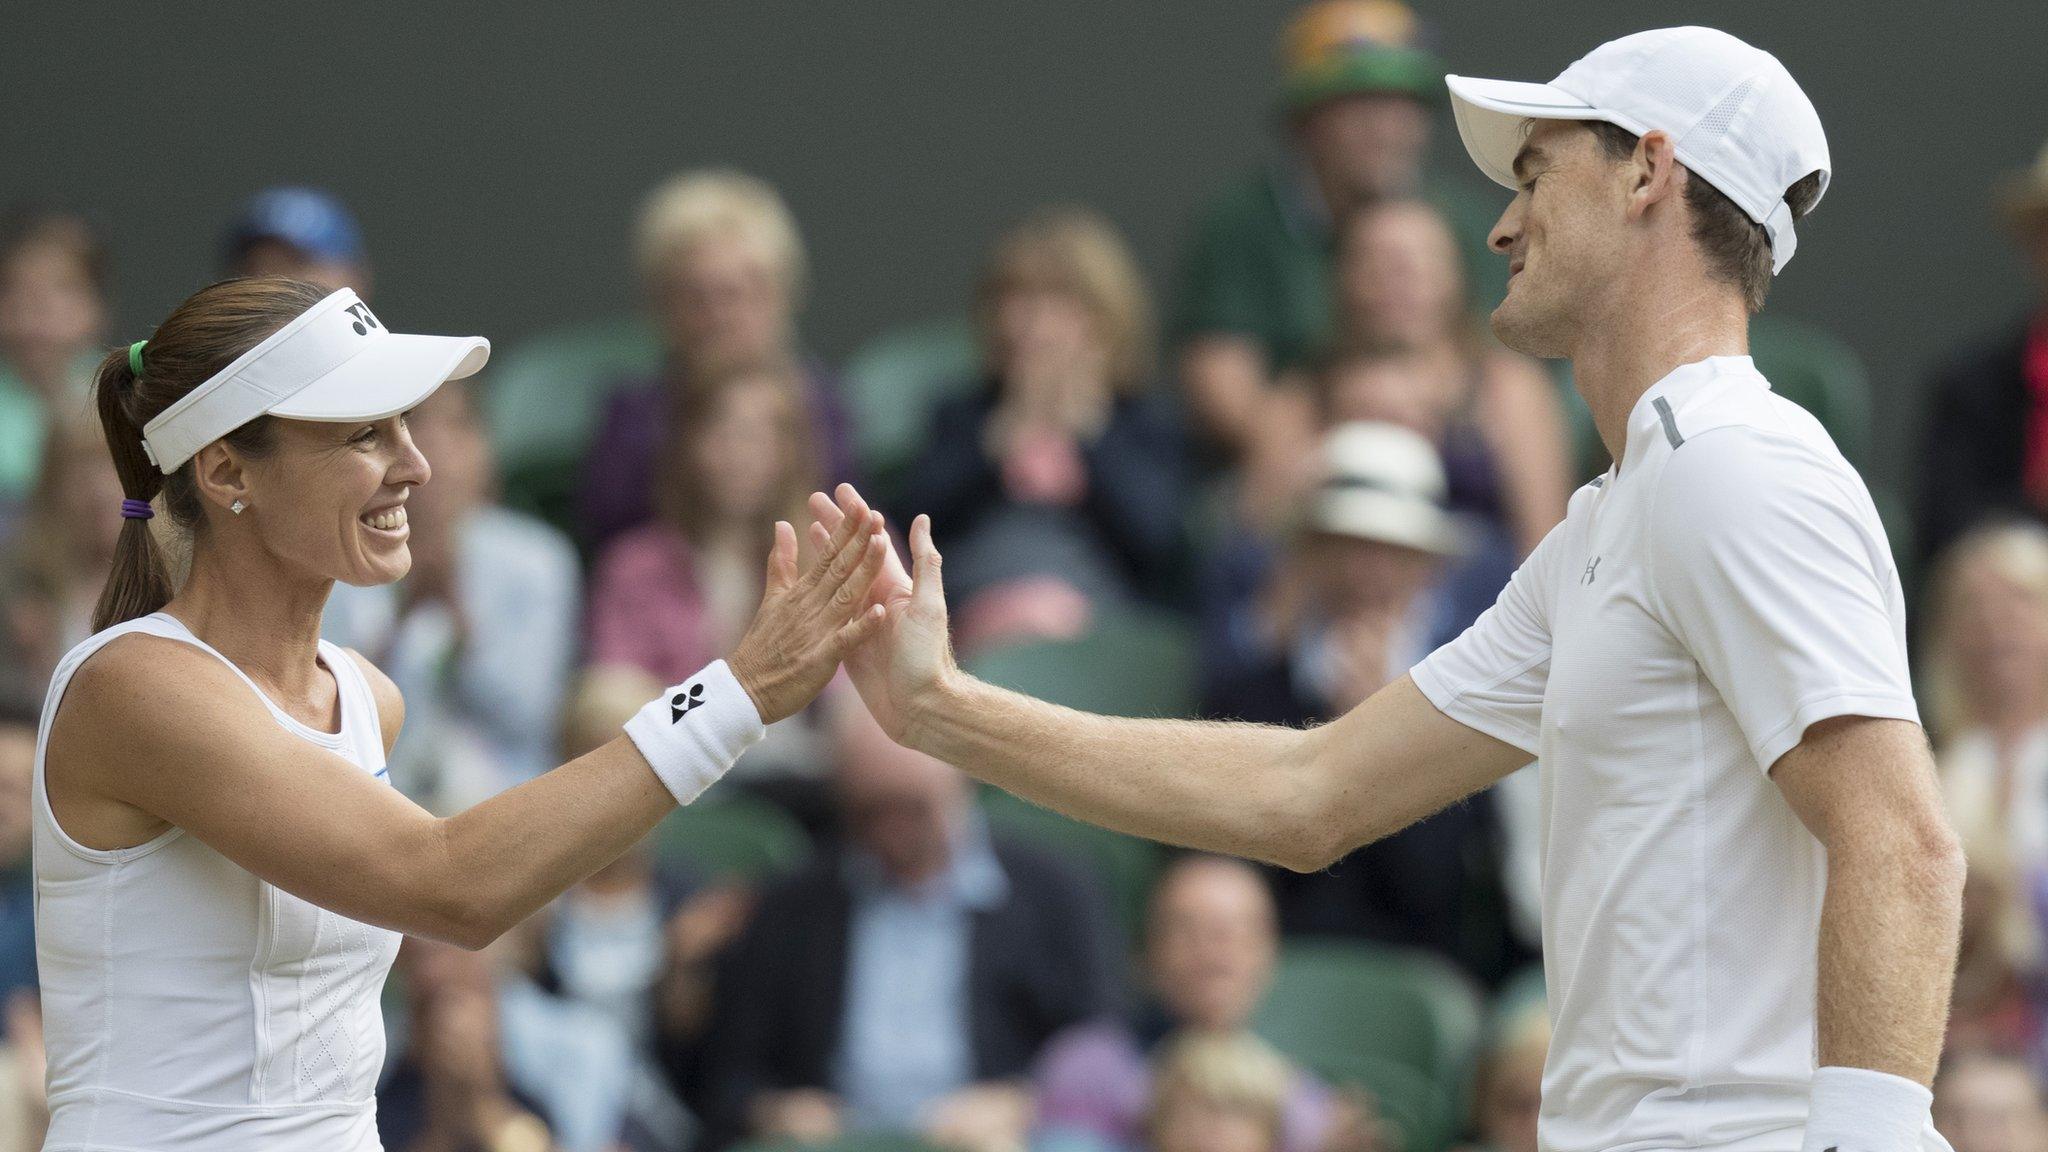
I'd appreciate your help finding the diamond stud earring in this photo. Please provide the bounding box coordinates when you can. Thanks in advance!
[230,500,246,515]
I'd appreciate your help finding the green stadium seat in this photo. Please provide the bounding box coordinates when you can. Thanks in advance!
[977,786,1164,943]
[481,315,662,531]
[1253,940,1486,1152]
[1748,312,1873,469]
[1296,1051,1450,1152]
[963,608,1197,720]
[651,791,812,882]
[842,316,981,504]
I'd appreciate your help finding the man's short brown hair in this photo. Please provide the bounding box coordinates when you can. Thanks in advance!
[1585,120,1823,313]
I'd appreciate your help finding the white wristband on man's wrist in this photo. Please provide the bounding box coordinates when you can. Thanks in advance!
[1799,1065,1934,1152]
[622,660,765,806]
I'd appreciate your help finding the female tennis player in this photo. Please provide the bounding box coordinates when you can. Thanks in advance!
[31,276,890,1151]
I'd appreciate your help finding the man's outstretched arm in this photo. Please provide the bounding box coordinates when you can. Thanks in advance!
[914,671,1530,872]
[813,487,1533,873]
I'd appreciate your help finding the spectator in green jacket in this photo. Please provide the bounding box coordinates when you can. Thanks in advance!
[1172,0,1500,462]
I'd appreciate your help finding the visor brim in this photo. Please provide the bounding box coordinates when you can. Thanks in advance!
[267,333,489,422]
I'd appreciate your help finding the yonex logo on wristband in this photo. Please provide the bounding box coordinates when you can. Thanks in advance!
[670,682,707,723]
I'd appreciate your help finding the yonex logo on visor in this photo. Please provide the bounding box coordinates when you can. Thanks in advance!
[137,287,489,474]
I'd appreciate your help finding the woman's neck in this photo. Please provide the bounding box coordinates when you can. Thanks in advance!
[164,540,334,698]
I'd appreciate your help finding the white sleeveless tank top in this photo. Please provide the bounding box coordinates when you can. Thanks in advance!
[32,612,403,1152]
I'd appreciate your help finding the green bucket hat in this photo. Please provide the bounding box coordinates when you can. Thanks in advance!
[1280,0,1447,110]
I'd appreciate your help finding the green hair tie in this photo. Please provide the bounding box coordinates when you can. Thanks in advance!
[127,340,147,377]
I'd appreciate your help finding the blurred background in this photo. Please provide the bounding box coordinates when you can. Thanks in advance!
[3,2,2047,1151]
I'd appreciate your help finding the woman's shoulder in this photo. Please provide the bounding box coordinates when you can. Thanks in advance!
[52,629,253,749]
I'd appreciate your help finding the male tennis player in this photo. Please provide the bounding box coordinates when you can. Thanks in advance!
[822,26,1963,1152]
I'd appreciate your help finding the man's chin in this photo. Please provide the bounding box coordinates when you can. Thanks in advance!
[1489,298,1565,360]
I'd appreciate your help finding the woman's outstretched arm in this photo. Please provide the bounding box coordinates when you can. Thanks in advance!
[48,511,891,949]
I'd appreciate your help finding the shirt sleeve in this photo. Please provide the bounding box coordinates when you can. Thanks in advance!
[1171,192,1269,344]
[1646,427,1919,774]
[1409,520,1565,757]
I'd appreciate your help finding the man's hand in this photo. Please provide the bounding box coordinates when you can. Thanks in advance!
[806,485,957,743]
[727,508,892,724]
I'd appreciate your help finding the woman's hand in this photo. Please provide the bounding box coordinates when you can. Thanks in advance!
[804,485,957,744]
[726,508,892,724]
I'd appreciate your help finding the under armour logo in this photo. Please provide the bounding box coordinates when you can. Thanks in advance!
[670,682,706,723]
[1582,556,1602,585]
[345,302,381,335]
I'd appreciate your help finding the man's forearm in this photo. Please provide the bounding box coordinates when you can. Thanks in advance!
[906,671,1334,869]
[903,670,1527,872]
[1814,836,1964,1085]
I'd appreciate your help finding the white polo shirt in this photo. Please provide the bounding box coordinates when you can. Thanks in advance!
[1411,356,1928,1152]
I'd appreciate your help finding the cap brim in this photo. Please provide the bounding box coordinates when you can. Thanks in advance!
[267,333,490,422]
[1445,74,1600,190]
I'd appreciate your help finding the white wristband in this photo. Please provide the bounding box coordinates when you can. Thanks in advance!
[622,660,765,806]
[1799,1066,1933,1152]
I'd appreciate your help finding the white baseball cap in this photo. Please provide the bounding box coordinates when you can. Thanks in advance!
[141,287,489,472]
[1304,422,1473,557]
[1445,26,1830,274]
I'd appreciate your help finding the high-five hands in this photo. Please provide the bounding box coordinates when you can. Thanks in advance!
[726,505,892,724]
[804,484,958,743]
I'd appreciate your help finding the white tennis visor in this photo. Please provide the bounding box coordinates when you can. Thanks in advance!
[140,287,490,472]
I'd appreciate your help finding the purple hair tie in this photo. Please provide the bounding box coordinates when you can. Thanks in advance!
[119,499,154,520]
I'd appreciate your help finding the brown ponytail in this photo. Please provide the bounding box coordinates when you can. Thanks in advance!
[90,277,331,632]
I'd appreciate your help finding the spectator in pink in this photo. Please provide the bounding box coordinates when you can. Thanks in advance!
[1033,855,1336,1152]
[577,170,852,551]
[583,362,832,780]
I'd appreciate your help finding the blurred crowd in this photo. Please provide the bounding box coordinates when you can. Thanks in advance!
[1,3,2047,1151]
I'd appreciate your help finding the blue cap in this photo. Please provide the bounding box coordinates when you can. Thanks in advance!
[224,187,364,267]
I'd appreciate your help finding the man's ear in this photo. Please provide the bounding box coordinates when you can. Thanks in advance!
[1626,129,1685,222]
[191,442,251,516]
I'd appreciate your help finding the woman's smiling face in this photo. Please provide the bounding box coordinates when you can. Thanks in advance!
[232,411,432,588]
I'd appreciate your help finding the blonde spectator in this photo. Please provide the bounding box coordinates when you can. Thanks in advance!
[579,169,852,549]
[1147,1032,1296,1152]
[1924,523,2048,1051]
[901,206,1187,652]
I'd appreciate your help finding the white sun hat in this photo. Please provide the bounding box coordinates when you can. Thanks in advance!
[140,286,489,472]
[1304,421,1473,557]
[1444,26,1830,274]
